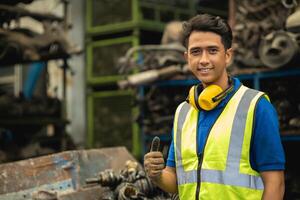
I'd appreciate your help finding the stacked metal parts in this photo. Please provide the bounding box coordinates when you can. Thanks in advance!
[117,21,190,153]
[0,0,79,164]
[233,0,300,69]
[0,1,81,65]
[85,160,179,200]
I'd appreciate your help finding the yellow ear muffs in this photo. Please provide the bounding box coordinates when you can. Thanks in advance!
[187,84,230,111]
[188,85,199,110]
[198,84,223,111]
[187,78,234,111]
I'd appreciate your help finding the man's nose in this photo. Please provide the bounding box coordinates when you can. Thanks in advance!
[199,51,209,66]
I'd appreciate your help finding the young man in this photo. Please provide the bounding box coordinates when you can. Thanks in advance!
[144,14,285,200]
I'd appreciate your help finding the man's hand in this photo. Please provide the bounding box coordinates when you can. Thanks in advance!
[144,151,165,182]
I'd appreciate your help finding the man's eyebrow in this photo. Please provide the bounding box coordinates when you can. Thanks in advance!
[189,47,201,51]
[207,45,219,49]
[189,45,219,51]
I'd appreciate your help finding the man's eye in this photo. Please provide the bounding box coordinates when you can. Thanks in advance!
[191,50,201,55]
[209,49,218,54]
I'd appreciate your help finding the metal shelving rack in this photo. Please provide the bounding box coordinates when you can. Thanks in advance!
[85,0,196,158]
[139,67,300,155]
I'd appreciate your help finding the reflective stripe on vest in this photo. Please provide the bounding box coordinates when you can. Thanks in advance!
[175,86,264,191]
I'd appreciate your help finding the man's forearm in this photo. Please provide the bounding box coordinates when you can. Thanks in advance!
[261,171,285,200]
[152,167,178,194]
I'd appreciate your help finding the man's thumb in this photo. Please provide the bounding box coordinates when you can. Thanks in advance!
[150,136,160,152]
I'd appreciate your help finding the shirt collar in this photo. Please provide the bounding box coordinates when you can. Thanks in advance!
[215,77,241,109]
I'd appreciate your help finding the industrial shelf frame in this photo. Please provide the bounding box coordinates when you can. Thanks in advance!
[87,89,141,157]
[86,36,139,85]
[85,0,196,36]
[138,68,300,155]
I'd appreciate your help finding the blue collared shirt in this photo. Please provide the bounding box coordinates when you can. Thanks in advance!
[166,77,285,172]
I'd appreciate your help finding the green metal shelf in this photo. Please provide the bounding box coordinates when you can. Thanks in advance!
[86,0,196,36]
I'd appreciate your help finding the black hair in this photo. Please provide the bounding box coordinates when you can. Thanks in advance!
[182,14,233,50]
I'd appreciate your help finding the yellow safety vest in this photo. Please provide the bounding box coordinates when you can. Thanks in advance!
[174,85,267,200]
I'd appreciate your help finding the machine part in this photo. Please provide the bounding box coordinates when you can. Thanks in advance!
[85,159,172,200]
[281,0,298,8]
[117,183,143,200]
[161,21,183,45]
[85,169,122,188]
[0,4,63,24]
[117,65,185,89]
[0,147,137,200]
[258,31,299,68]
[0,23,81,65]
[117,43,186,74]
[133,177,156,196]
[233,0,294,68]
[289,117,300,128]
[286,5,300,32]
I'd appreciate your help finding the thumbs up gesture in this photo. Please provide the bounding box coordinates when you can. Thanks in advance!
[143,136,165,181]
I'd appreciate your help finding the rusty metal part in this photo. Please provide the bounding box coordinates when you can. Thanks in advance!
[117,183,143,200]
[0,4,63,24]
[85,159,172,199]
[0,147,137,200]
[258,31,299,68]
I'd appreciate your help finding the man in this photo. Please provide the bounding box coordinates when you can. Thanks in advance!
[144,14,285,200]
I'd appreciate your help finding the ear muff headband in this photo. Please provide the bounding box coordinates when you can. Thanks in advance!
[194,85,202,110]
[187,78,234,111]
[212,83,234,102]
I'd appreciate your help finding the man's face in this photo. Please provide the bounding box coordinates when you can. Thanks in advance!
[184,31,232,87]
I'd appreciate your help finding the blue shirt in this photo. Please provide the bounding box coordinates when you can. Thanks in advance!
[166,77,285,172]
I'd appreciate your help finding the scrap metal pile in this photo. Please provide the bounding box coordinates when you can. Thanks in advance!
[0,148,178,200]
[0,0,81,66]
[117,22,191,139]
[233,0,300,69]
[0,0,79,164]
[116,1,300,142]
[0,94,61,118]
[85,160,178,200]
[260,76,300,132]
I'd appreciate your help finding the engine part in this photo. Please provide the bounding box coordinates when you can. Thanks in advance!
[258,31,299,68]
[85,159,172,200]
[286,5,300,32]
[281,0,298,9]
[233,0,295,68]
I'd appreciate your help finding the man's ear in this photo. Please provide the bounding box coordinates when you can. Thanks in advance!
[184,51,188,61]
[225,48,233,67]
